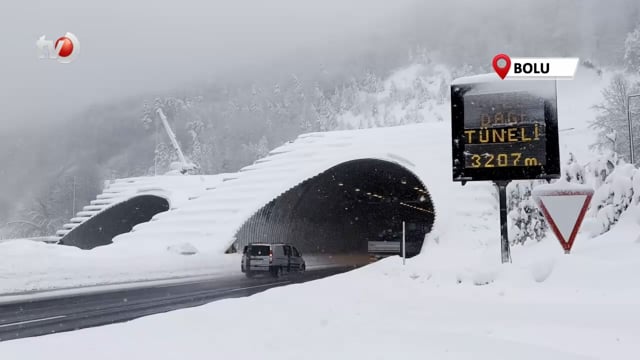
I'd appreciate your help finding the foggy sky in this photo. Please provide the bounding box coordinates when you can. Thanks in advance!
[0,0,416,131]
[1,0,638,225]
[2,0,638,134]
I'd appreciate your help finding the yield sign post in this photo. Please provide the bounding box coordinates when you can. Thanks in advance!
[532,182,594,254]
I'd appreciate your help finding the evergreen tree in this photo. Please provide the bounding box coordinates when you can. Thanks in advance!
[186,118,205,174]
[624,23,640,73]
[508,181,548,245]
[312,85,337,131]
[361,71,383,93]
[241,136,270,164]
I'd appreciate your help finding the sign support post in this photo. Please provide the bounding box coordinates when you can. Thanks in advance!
[402,221,406,265]
[495,181,511,263]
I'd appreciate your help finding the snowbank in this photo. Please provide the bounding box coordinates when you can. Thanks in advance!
[532,178,594,195]
[0,240,239,294]
[2,221,640,359]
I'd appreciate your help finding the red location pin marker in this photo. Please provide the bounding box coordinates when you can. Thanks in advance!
[492,54,511,79]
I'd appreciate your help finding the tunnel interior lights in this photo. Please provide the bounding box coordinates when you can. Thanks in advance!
[399,201,434,214]
[363,191,432,213]
[413,187,429,195]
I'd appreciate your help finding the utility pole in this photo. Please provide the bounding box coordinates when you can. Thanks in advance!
[402,221,406,265]
[154,119,159,176]
[72,176,76,216]
[628,94,640,165]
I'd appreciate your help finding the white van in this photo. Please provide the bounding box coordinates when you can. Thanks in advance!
[241,243,306,278]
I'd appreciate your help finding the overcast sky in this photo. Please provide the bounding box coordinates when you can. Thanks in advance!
[2,0,638,134]
[0,0,417,131]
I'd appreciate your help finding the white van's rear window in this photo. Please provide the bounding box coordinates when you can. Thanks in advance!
[249,245,270,256]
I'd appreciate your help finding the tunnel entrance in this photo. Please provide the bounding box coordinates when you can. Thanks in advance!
[232,159,435,259]
[59,195,170,250]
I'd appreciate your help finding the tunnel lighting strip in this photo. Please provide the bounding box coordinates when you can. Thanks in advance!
[366,191,434,214]
[413,187,429,195]
[399,201,434,214]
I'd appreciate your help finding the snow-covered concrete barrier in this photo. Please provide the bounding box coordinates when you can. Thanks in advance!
[55,175,227,249]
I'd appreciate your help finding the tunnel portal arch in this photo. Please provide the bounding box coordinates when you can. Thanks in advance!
[232,159,435,257]
[59,194,170,250]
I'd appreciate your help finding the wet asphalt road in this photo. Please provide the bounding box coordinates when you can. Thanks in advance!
[0,266,354,342]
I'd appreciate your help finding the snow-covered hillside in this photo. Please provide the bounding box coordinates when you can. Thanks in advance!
[336,63,452,129]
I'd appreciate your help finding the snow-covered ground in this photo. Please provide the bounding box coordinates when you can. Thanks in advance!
[0,239,244,294]
[2,207,639,358]
[0,242,363,296]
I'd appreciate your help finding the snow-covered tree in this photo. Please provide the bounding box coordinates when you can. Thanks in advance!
[312,85,337,131]
[186,117,205,174]
[6,164,102,238]
[153,142,178,175]
[508,181,548,245]
[585,151,637,235]
[624,23,640,74]
[451,64,474,80]
[564,152,586,183]
[413,77,429,109]
[510,147,588,246]
[242,136,270,163]
[361,71,384,93]
[590,74,640,163]
[437,79,448,105]
[589,150,618,187]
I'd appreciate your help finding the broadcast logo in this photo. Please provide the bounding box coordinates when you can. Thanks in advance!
[36,32,80,63]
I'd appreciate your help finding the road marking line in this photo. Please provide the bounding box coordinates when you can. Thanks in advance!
[153,279,291,290]
[0,315,66,328]
[152,279,223,289]
[228,281,290,292]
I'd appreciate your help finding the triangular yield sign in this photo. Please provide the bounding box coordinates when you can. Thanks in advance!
[533,188,594,253]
